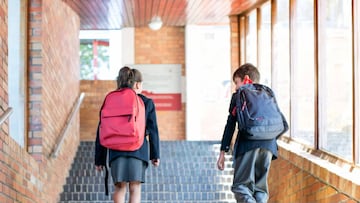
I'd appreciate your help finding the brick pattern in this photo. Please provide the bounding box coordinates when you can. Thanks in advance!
[1,1,44,202]
[0,0,8,111]
[0,139,44,203]
[1,0,82,202]
[59,141,235,203]
[28,0,44,161]
[79,80,116,141]
[80,27,187,141]
[135,27,186,140]
[80,80,187,141]
[41,0,80,156]
[268,146,360,203]
[38,0,81,201]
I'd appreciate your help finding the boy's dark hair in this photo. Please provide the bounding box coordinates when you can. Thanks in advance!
[117,66,143,89]
[232,63,260,83]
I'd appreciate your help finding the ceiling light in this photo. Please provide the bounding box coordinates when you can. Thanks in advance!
[148,16,163,31]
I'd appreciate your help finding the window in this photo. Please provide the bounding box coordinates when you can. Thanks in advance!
[80,39,110,80]
[239,0,359,163]
[291,0,315,145]
[8,0,27,147]
[246,11,257,66]
[273,0,290,135]
[258,2,271,86]
[318,0,353,160]
[79,29,135,80]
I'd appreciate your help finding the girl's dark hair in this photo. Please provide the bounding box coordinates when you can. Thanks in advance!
[232,63,260,83]
[117,66,143,89]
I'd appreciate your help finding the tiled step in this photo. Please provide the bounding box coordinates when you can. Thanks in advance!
[59,141,235,203]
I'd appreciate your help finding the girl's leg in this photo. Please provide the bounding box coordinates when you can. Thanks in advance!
[128,181,141,203]
[113,182,127,203]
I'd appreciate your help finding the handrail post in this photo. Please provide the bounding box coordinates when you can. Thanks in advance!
[0,107,13,126]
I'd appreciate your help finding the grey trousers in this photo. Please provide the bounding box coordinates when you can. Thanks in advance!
[231,148,273,203]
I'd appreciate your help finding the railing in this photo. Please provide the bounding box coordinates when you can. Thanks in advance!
[51,92,85,158]
[0,107,13,126]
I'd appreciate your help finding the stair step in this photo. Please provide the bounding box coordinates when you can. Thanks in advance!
[59,141,236,203]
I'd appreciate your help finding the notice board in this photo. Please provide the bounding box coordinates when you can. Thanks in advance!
[128,64,182,111]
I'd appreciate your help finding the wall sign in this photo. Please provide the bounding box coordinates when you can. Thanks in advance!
[128,64,182,111]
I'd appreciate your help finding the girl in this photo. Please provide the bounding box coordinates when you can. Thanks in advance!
[95,66,160,203]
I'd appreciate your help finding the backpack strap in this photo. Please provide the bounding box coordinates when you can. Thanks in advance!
[105,165,109,196]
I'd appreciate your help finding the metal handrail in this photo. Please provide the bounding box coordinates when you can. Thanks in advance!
[0,107,13,126]
[51,92,85,158]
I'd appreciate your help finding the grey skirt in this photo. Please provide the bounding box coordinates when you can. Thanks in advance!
[110,156,146,184]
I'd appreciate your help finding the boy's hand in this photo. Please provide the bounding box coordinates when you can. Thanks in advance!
[217,151,225,171]
[151,159,160,167]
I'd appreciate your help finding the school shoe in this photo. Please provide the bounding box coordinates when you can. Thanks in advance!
[254,192,269,203]
[234,194,257,203]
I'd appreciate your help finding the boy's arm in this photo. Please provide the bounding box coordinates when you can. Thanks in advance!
[220,93,237,152]
[217,93,237,171]
[217,150,226,170]
[220,113,237,152]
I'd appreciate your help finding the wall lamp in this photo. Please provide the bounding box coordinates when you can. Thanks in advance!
[148,16,163,31]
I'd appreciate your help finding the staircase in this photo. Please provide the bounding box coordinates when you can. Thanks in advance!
[59,141,235,203]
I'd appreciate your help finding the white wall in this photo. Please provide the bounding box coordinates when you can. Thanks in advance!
[185,25,231,141]
[108,28,135,77]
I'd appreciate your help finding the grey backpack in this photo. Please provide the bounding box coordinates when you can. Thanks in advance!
[236,83,287,140]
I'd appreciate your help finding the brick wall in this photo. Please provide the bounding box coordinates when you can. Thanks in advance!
[135,27,186,140]
[40,0,81,201]
[0,0,7,111]
[0,0,81,202]
[80,27,186,141]
[268,144,360,202]
[28,0,43,161]
[80,80,116,141]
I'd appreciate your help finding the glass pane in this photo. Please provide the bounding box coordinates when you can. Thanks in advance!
[259,2,271,86]
[80,39,110,80]
[8,0,26,147]
[291,0,315,145]
[273,0,290,135]
[318,0,353,160]
[246,11,257,66]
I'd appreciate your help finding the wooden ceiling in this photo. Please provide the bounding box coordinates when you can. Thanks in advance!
[62,0,260,30]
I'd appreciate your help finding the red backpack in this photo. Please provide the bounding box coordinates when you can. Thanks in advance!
[99,88,146,151]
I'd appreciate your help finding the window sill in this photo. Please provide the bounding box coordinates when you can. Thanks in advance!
[277,137,360,200]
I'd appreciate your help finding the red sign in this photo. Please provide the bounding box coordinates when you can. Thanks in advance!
[142,91,181,111]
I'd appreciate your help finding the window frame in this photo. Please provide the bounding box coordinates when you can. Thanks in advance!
[354,0,360,165]
[238,0,359,165]
[317,0,354,161]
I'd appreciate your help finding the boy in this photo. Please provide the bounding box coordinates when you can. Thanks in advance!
[217,63,287,203]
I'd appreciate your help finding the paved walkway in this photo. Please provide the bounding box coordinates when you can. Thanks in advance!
[59,141,235,203]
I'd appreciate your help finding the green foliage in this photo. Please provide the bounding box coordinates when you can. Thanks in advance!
[80,41,110,80]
